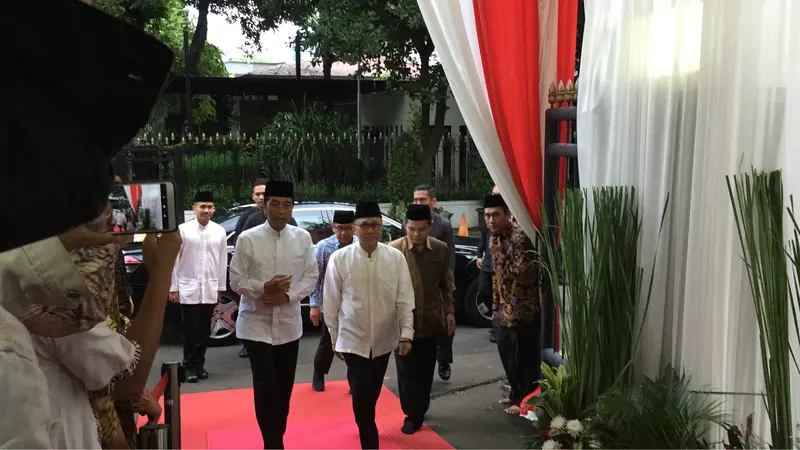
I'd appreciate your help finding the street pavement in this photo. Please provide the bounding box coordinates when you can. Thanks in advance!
[148,325,535,448]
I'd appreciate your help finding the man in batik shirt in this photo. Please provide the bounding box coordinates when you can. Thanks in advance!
[483,194,540,416]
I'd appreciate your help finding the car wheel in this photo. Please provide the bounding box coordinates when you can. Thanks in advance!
[462,277,492,328]
[208,291,239,346]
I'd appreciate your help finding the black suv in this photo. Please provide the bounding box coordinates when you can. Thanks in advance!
[122,202,488,345]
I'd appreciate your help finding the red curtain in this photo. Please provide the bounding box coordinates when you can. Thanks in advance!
[554,0,578,354]
[473,0,543,229]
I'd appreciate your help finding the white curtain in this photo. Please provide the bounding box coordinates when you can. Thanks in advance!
[417,0,558,239]
[578,0,800,439]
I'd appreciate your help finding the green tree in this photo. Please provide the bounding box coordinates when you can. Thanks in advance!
[184,0,317,75]
[296,0,449,184]
[95,0,228,132]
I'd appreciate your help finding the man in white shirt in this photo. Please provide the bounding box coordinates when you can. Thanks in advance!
[229,180,318,450]
[323,201,415,450]
[169,191,228,383]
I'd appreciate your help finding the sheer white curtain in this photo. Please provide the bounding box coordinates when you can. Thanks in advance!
[578,0,800,438]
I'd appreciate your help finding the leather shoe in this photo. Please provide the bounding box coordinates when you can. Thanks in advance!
[438,362,451,381]
[239,347,248,358]
[401,418,423,435]
[185,369,199,383]
[198,368,209,380]
[312,371,325,392]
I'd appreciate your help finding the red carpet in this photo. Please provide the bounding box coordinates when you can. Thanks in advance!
[140,380,452,449]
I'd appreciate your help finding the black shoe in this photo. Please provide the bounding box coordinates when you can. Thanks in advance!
[312,371,325,392]
[489,332,497,343]
[185,369,199,383]
[239,347,248,358]
[438,362,451,381]
[401,418,423,435]
[197,368,209,380]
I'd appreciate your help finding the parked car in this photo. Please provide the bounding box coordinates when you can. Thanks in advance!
[122,202,488,345]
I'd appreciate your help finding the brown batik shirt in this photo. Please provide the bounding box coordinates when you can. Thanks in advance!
[389,236,455,339]
[490,224,540,327]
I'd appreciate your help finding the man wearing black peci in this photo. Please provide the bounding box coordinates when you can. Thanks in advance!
[324,202,415,449]
[229,181,318,449]
[401,184,456,381]
[389,204,456,434]
[236,178,298,359]
[309,210,358,392]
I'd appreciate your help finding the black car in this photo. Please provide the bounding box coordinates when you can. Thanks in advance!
[122,202,489,345]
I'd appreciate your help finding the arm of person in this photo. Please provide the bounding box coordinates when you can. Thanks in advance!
[322,254,344,346]
[50,321,140,395]
[0,310,56,449]
[0,236,99,336]
[309,243,326,308]
[440,249,456,316]
[233,209,250,245]
[229,236,264,299]
[217,230,228,292]
[169,228,183,294]
[442,220,456,269]
[113,249,175,401]
[477,229,487,255]
[287,234,319,303]
[395,255,415,342]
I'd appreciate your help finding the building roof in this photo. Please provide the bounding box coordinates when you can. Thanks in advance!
[245,60,361,79]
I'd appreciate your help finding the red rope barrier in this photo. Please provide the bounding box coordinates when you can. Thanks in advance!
[151,372,169,402]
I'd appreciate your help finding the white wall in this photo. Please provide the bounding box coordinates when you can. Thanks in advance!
[359,90,466,130]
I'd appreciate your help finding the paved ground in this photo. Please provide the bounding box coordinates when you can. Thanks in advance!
[148,325,534,449]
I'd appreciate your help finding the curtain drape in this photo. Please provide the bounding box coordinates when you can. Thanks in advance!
[578,0,800,438]
[417,0,559,239]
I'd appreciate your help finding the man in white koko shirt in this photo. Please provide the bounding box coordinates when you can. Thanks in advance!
[323,201,415,450]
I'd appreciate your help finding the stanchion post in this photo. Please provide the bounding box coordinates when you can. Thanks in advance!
[161,361,182,449]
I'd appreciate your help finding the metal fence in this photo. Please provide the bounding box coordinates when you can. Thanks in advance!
[113,127,490,210]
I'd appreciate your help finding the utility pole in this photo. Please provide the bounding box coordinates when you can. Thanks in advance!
[295,30,302,107]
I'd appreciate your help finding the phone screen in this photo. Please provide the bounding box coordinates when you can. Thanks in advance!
[109,181,178,234]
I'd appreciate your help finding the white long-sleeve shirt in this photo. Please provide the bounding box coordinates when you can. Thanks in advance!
[323,242,415,359]
[170,220,228,305]
[230,222,318,345]
[0,236,100,449]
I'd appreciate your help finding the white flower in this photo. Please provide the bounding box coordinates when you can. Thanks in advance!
[542,439,562,450]
[549,415,566,430]
[566,419,583,438]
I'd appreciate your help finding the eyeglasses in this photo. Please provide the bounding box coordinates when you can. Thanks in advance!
[333,226,354,232]
[355,222,383,230]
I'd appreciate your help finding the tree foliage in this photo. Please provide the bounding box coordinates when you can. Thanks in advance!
[95,0,228,132]
[296,0,450,183]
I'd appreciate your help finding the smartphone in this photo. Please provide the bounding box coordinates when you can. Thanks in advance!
[108,181,179,235]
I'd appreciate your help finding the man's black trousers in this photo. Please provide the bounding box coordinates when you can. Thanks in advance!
[243,339,300,449]
[314,317,335,374]
[343,352,391,449]
[395,337,438,425]
[495,322,541,405]
[180,304,216,370]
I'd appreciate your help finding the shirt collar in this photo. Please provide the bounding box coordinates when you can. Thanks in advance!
[335,235,358,248]
[408,236,432,251]
[356,242,380,257]
[264,220,285,238]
